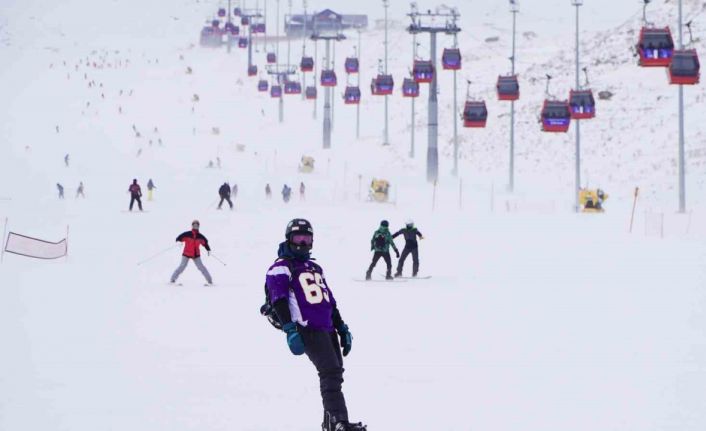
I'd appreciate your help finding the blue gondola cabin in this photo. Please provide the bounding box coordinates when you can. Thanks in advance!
[300,57,314,72]
[402,78,420,98]
[344,57,359,74]
[371,74,394,95]
[442,48,462,70]
[413,60,434,83]
[343,86,361,104]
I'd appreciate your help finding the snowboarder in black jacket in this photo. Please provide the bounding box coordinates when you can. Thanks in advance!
[218,182,233,210]
[393,219,424,277]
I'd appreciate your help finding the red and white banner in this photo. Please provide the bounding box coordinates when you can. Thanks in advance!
[4,231,67,260]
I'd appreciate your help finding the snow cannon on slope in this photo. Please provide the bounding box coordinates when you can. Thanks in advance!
[298,156,315,173]
[369,179,390,203]
[579,188,608,213]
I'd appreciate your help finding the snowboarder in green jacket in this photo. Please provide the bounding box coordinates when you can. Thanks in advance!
[365,220,399,280]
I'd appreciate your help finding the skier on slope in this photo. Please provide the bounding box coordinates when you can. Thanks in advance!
[170,220,213,285]
[365,220,399,280]
[128,179,143,211]
[147,179,156,201]
[282,184,292,203]
[263,219,366,431]
[217,182,233,210]
[265,183,272,199]
[392,219,424,277]
[76,182,85,198]
[56,183,64,199]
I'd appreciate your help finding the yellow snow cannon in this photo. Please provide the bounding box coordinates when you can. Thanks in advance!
[579,188,608,213]
[369,179,390,203]
[298,156,315,173]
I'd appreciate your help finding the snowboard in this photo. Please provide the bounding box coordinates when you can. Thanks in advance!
[353,278,407,283]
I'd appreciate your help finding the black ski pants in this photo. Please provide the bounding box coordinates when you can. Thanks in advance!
[129,194,143,211]
[300,328,348,423]
[367,251,392,276]
[218,195,233,209]
[396,246,419,275]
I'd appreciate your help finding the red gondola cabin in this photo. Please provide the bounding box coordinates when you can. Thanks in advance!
[497,75,520,101]
[569,90,596,120]
[402,78,420,98]
[247,65,257,76]
[344,86,361,104]
[541,100,571,133]
[413,60,434,83]
[442,48,462,70]
[300,57,314,72]
[462,101,488,128]
[637,27,674,67]
[371,74,394,95]
[669,49,700,85]
[320,70,337,87]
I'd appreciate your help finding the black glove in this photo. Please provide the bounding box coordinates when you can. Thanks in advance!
[394,250,400,258]
[337,324,352,357]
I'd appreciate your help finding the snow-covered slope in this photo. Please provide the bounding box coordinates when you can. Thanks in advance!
[1,1,706,430]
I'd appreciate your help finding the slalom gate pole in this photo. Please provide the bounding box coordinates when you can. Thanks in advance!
[1,217,7,264]
[209,253,227,266]
[137,244,179,266]
[629,187,639,233]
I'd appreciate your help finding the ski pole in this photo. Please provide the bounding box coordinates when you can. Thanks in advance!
[137,243,179,266]
[209,252,227,266]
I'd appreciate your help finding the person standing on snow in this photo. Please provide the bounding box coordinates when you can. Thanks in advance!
[147,179,156,201]
[299,182,306,201]
[282,184,292,203]
[365,220,399,280]
[392,220,424,277]
[265,183,272,199]
[263,219,365,431]
[170,220,213,285]
[57,183,65,199]
[76,181,85,198]
[217,182,233,210]
[128,179,143,211]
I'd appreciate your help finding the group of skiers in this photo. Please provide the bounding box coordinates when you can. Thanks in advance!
[366,219,424,280]
[56,182,85,199]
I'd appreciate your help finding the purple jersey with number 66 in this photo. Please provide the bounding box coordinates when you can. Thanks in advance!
[266,258,337,332]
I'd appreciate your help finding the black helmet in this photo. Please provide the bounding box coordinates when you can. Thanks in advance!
[286,218,314,256]
[380,220,389,227]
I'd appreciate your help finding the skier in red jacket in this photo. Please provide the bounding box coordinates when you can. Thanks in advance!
[170,220,213,285]
[128,179,143,211]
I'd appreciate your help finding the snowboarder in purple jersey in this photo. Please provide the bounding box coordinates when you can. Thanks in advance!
[264,219,366,431]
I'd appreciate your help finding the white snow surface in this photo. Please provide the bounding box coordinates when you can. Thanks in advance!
[1,0,706,430]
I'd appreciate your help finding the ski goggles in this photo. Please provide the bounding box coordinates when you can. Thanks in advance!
[192,222,200,228]
[290,234,313,246]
